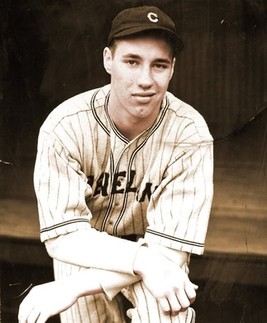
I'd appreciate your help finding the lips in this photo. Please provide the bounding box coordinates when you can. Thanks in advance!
[132,93,155,104]
[132,92,156,101]
[133,92,155,97]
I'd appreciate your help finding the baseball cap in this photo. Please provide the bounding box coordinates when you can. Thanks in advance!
[108,6,184,50]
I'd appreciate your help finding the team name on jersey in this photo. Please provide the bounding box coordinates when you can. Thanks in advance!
[87,170,159,202]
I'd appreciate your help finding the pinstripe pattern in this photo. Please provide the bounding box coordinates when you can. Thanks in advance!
[123,281,196,323]
[54,260,127,323]
[34,84,213,322]
[59,292,127,323]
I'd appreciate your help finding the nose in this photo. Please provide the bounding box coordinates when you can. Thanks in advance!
[137,66,153,88]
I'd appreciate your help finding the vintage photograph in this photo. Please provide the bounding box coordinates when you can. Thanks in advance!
[0,1,266,322]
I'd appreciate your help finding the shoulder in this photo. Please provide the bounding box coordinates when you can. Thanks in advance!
[41,84,110,132]
[164,91,213,141]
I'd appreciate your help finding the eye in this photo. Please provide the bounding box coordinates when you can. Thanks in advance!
[153,63,168,70]
[125,59,139,66]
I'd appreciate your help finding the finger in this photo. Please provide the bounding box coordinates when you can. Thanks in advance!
[25,308,41,323]
[184,281,198,304]
[175,288,190,310]
[158,297,171,315]
[37,312,49,323]
[18,302,34,323]
[18,291,35,321]
[166,294,181,316]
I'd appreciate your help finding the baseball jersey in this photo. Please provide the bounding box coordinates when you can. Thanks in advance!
[34,84,213,264]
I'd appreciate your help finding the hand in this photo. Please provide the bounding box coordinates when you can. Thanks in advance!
[18,268,103,323]
[18,280,78,323]
[133,246,198,316]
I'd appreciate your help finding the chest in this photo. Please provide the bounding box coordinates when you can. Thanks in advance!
[86,132,168,199]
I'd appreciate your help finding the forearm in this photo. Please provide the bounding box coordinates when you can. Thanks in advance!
[59,267,140,299]
[62,268,103,298]
[133,245,188,276]
[146,243,189,266]
[45,229,145,274]
[93,268,140,299]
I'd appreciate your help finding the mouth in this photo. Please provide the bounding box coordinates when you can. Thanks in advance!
[132,92,156,98]
[132,92,156,103]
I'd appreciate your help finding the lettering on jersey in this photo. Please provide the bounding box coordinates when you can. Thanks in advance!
[138,182,153,202]
[93,172,109,196]
[112,171,126,194]
[126,170,138,193]
[87,170,158,202]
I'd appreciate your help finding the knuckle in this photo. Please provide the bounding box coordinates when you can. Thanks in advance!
[171,309,180,316]
[163,308,171,315]
[180,299,190,309]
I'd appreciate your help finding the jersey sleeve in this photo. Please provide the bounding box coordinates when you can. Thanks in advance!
[34,129,92,242]
[144,118,214,255]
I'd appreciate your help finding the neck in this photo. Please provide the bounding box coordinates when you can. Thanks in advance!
[107,94,160,140]
[110,109,154,140]
[116,120,149,141]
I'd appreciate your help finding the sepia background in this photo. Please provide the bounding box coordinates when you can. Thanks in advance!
[0,0,267,322]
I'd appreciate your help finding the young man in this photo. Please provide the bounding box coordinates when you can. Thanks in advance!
[18,5,213,323]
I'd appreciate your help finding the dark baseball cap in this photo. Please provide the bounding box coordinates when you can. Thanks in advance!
[108,6,184,50]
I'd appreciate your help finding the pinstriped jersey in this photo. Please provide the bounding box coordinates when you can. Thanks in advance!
[34,84,213,255]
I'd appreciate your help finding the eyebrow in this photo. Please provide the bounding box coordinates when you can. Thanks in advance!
[122,53,172,64]
[122,54,142,59]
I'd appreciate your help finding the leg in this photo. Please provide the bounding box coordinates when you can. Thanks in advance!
[122,281,196,323]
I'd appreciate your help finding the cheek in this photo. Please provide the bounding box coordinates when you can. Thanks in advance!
[113,67,132,84]
[156,75,171,91]
[112,75,131,99]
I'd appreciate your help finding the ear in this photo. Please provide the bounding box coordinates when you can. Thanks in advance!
[103,47,112,75]
[169,57,176,80]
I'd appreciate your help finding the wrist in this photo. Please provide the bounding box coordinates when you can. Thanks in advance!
[133,245,156,276]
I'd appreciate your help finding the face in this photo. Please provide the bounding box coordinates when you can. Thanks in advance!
[103,34,175,127]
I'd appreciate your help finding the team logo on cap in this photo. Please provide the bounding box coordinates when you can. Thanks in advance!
[147,12,158,23]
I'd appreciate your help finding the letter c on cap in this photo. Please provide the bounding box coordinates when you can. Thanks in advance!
[147,12,158,23]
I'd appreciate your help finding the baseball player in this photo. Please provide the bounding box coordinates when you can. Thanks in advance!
[18,5,213,323]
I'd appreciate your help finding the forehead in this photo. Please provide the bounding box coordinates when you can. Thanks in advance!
[112,34,174,58]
